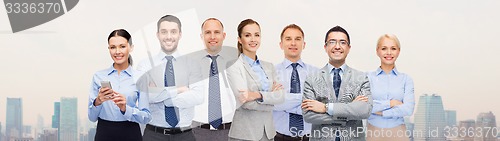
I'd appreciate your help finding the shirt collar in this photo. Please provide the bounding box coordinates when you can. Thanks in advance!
[242,54,260,66]
[327,63,346,74]
[376,67,399,76]
[106,64,133,77]
[206,53,221,60]
[158,50,181,61]
[284,59,305,69]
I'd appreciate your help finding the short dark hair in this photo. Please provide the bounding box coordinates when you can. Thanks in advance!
[324,26,350,43]
[157,15,182,32]
[280,24,304,40]
[201,18,224,29]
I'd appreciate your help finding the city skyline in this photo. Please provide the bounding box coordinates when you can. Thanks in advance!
[1,0,500,136]
[1,96,498,140]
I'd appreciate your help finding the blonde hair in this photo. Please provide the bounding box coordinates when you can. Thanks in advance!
[377,34,401,49]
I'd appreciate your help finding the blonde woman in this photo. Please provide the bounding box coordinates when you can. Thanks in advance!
[367,34,415,141]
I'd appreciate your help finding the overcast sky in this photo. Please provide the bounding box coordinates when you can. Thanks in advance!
[1,0,499,129]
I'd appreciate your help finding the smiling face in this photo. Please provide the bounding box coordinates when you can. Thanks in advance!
[238,23,261,55]
[280,28,305,61]
[157,21,182,54]
[201,19,225,54]
[324,32,350,66]
[377,37,400,66]
[108,36,132,66]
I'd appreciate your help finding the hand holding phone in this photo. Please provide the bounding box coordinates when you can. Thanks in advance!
[100,81,117,97]
[94,81,115,106]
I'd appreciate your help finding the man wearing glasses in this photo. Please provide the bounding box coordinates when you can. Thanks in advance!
[301,26,372,141]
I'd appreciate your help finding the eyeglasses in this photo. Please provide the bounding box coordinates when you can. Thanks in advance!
[325,40,349,47]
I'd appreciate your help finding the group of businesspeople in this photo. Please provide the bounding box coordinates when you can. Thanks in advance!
[88,14,415,141]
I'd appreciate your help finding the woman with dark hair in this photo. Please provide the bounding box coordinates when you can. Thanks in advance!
[88,29,151,141]
[226,19,284,141]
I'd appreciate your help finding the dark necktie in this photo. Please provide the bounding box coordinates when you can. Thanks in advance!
[333,68,342,98]
[164,56,179,127]
[208,55,222,129]
[289,63,304,131]
[333,68,341,141]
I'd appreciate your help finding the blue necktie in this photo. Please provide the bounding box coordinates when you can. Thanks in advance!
[333,68,341,98]
[164,56,179,127]
[289,63,304,131]
[332,68,341,141]
[208,55,222,129]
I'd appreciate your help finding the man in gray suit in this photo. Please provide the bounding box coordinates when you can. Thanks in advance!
[301,26,372,141]
[191,18,238,141]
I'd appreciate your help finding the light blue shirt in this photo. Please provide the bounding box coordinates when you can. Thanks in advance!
[88,65,152,124]
[273,59,318,136]
[242,54,271,92]
[325,63,347,116]
[136,51,204,128]
[367,67,415,128]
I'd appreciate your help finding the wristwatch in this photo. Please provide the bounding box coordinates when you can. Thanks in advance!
[324,103,329,114]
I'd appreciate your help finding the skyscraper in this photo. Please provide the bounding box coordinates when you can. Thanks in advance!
[474,111,497,141]
[445,110,457,127]
[39,129,58,141]
[87,128,96,141]
[404,117,415,141]
[59,97,77,141]
[1,122,3,141]
[51,102,60,129]
[413,94,446,141]
[6,98,23,140]
[22,125,31,137]
[458,120,475,141]
[36,114,44,140]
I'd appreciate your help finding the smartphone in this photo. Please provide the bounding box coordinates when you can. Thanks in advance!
[100,81,112,89]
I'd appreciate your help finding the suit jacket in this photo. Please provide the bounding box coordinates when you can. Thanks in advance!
[302,64,372,141]
[226,55,285,140]
[136,52,204,128]
[192,46,239,125]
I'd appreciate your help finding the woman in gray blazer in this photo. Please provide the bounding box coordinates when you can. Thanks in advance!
[226,19,285,141]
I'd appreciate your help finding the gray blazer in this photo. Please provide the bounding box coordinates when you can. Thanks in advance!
[226,55,285,140]
[302,65,372,141]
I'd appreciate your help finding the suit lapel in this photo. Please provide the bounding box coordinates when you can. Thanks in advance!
[201,56,211,79]
[338,65,352,100]
[152,62,167,87]
[261,62,274,90]
[239,55,261,88]
[320,66,336,101]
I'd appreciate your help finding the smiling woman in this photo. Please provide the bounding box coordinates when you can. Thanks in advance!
[366,34,415,141]
[88,29,152,141]
[227,19,285,141]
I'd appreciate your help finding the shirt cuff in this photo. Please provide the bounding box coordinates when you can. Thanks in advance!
[89,99,103,111]
[122,105,133,120]
[327,103,334,115]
